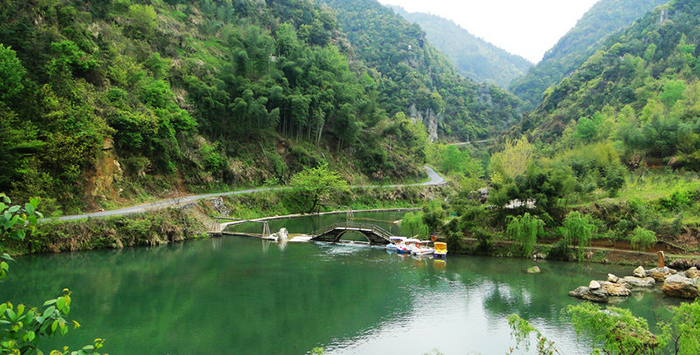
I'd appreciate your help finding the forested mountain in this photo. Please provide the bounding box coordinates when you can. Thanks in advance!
[516,0,700,170]
[321,0,523,142]
[0,0,522,213]
[509,0,669,109]
[389,6,532,88]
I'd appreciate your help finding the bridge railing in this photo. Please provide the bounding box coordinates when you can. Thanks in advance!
[313,222,394,240]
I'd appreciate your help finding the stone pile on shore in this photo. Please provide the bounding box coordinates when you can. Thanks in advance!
[569,265,700,303]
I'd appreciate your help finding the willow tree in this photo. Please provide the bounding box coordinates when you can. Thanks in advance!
[562,211,597,261]
[631,226,657,252]
[505,212,544,257]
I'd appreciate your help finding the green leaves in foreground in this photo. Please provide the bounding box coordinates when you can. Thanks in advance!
[567,302,660,354]
[0,289,107,355]
[507,314,559,355]
[0,193,43,242]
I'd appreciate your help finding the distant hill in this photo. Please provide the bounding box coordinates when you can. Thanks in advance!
[389,6,532,88]
[322,0,523,141]
[509,0,669,109]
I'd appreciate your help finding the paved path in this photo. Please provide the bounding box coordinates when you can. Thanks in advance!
[54,165,446,221]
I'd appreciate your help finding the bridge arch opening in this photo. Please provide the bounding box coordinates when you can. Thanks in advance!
[337,231,371,243]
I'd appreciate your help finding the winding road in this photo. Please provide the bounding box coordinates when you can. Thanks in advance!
[54,165,446,221]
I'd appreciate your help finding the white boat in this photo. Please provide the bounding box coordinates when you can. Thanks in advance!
[386,236,407,251]
[411,240,435,256]
[399,238,421,254]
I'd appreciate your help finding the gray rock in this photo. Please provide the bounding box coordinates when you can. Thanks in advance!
[526,266,541,274]
[662,274,699,299]
[583,289,610,303]
[621,276,656,288]
[569,286,588,298]
[608,273,619,283]
[633,266,646,278]
[589,280,601,290]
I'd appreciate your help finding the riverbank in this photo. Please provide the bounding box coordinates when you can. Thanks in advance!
[13,180,700,270]
[8,184,447,255]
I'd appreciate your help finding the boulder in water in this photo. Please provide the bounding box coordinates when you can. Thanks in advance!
[662,274,699,299]
[633,266,646,278]
[569,280,630,303]
[601,281,631,297]
[647,267,676,282]
[527,266,541,274]
[620,276,655,288]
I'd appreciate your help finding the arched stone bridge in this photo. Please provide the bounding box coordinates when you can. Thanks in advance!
[311,223,394,245]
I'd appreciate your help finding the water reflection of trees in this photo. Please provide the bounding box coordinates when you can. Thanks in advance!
[1,239,417,355]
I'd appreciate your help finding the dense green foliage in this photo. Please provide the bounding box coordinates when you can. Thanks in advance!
[400,211,428,238]
[510,0,669,109]
[322,0,523,141]
[389,6,532,88]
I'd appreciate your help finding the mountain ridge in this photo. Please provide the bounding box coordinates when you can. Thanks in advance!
[387,5,532,88]
[509,0,670,109]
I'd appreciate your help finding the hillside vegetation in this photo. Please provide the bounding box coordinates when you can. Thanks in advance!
[390,6,532,88]
[510,0,669,109]
[0,0,521,214]
[449,0,700,260]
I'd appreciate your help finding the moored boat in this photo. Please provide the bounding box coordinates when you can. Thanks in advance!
[411,240,435,256]
[397,238,420,254]
[386,236,407,251]
[433,242,448,259]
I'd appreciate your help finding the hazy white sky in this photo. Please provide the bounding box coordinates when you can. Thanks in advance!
[377,0,600,63]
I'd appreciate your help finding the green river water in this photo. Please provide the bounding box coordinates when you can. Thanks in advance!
[0,212,685,354]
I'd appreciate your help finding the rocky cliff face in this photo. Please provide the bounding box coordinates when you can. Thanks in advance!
[86,138,124,208]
